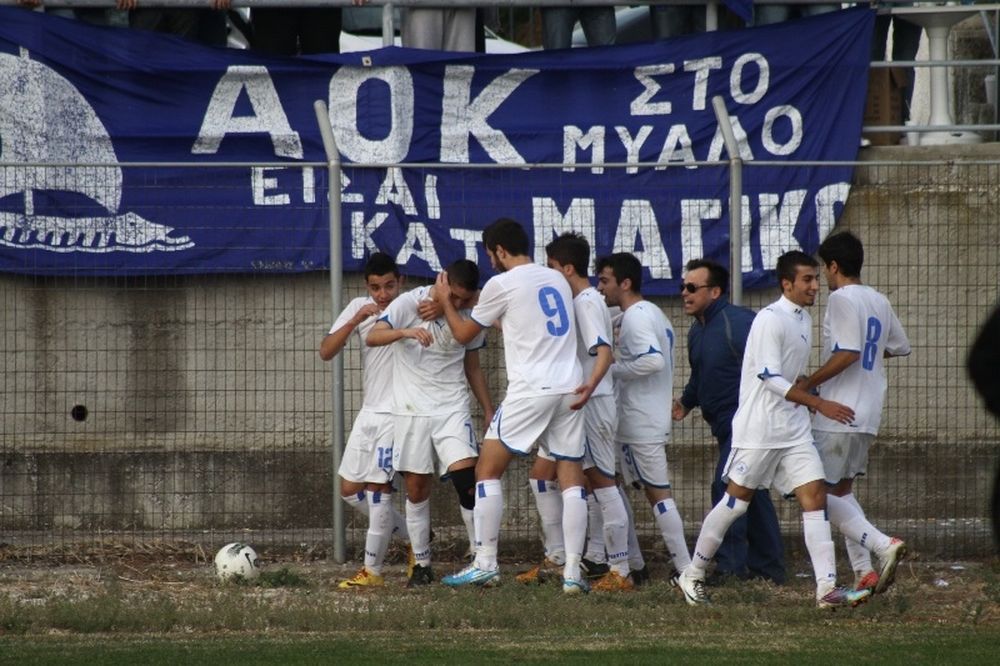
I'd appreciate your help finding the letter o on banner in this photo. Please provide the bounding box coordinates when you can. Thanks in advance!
[762,105,803,155]
[329,66,414,163]
[729,53,769,105]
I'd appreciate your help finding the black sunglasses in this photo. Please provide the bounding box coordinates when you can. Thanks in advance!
[680,283,712,294]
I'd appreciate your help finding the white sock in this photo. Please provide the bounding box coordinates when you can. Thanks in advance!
[594,486,629,575]
[390,503,410,543]
[474,479,503,571]
[689,493,748,578]
[654,497,691,573]
[803,509,837,596]
[460,506,476,556]
[826,494,891,556]
[840,493,874,575]
[363,490,392,575]
[620,487,646,571]
[584,492,606,563]
[405,498,432,567]
[561,486,589,583]
[342,490,368,516]
[530,479,565,565]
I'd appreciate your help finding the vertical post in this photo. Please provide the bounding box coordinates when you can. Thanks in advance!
[313,100,346,564]
[711,95,744,305]
[706,1,719,32]
[383,3,395,48]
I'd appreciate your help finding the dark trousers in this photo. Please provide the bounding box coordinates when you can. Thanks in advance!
[713,428,786,583]
[251,9,342,56]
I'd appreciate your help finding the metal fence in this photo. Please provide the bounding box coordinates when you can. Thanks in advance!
[1,154,998,565]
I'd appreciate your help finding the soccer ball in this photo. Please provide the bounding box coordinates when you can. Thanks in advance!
[214,542,261,582]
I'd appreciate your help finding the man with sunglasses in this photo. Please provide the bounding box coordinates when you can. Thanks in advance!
[671,259,786,586]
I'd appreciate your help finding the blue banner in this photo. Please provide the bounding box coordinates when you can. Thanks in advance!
[0,7,874,293]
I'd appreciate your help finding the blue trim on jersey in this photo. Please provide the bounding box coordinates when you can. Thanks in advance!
[376,314,393,327]
[469,314,490,330]
[756,367,781,381]
[636,345,663,357]
[588,337,611,356]
[832,343,860,353]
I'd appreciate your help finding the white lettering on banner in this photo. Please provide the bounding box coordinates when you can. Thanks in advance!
[655,124,697,169]
[450,228,481,262]
[328,66,414,163]
[440,66,538,164]
[193,65,303,158]
[737,194,755,269]
[351,210,388,258]
[730,53,769,105]
[615,125,653,174]
[679,199,722,266]
[341,171,364,204]
[396,222,442,271]
[684,57,723,111]
[563,126,606,174]
[251,167,290,205]
[425,174,440,220]
[814,182,851,240]
[614,200,672,279]
[758,190,806,269]
[761,105,803,155]
[302,166,315,204]
[706,116,754,161]
[531,198,597,266]
[631,64,675,116]
[375,167,417,215]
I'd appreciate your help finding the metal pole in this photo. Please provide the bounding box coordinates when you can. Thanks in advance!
[313,99,346,564]
[711,95,743,306]
[706,1,718,32]
[383,3,395,48]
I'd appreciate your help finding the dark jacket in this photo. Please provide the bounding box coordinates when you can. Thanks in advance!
[679,298,755,441]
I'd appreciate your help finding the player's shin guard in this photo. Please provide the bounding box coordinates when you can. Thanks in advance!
[803,509,837,595]
[594,486,629,575]
[450,467,477,555]
[474,479,503,570]
[405,498,432,567]
[561,486,588,583]
[530,479,566,564]
[690,493,748,577]
[654,497,692,573]
[826,493,891,557]
[584,492,607,563]
[620,487,646,571]
[841,493,874,575]
[364,491,392,575]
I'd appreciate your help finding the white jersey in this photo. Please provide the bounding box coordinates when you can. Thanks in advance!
[575,286,614,398]
[331,296,393,413]
[732,295,813,450]
[379,286,486,416]
[813,284,910,434]
[471,262,582,399]
[612,300,674,444]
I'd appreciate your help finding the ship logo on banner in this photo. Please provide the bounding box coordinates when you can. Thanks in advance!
[0,48,194,254]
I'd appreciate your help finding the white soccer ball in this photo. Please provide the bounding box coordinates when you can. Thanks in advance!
[214,542,261,582]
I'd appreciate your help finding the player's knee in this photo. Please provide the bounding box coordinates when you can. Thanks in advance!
[450,466,477,510]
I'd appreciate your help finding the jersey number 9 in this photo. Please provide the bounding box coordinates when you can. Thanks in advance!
[538,286,569,337]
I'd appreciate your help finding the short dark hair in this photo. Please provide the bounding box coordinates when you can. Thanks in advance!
[446,259,479,291]
[364,252,399,280]
[684,258,729,295]
[817,231,864,278]
[595,252,642,293]
[775,250,819,284]
[545,232,590,277]
[482,218,530,256]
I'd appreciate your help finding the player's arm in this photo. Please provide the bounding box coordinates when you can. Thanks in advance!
[464,349,495,428]
[319,302,378,361]
[365,320,432,347]
[434,272,485,344]
[571,343,612,410]
[800,350,860,392]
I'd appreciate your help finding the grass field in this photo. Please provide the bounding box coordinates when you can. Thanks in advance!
[1,547,998,664]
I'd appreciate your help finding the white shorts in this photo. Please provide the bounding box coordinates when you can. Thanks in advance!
[338,409,395,484]
[617,439,671,489]
[486,393,585,461]
[813,430,874,484]
[393,411,479,477]
[722,442,826,497]
[583,395,618,478]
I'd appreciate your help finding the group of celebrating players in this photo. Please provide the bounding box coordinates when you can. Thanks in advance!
[320,217,910,609]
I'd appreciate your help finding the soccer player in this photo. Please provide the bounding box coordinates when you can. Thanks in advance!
[678,251,869,609]
[595,252,692,581]
[799,231,910,594]
[436,218,592,594]
[367,259,494,587]
[319,252,411,589]
[672,259,786,585]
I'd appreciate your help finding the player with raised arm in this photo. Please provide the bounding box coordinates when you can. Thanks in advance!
[319,252,411,589]
[436,218,592,594]
[678,251,870,609]
[366,260,494,587]
[595,252,692,583]
[799,231,910,594]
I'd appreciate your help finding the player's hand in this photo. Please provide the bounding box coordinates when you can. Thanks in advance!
[117,0,137,9]
[570,382,595,410]
[418,298,444,321]
[404,328,433,347]
[433,272,453,303]
[352,303,380,325]
[482,409,495,434]
[815,398,854,424]
[671,398,689,421]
